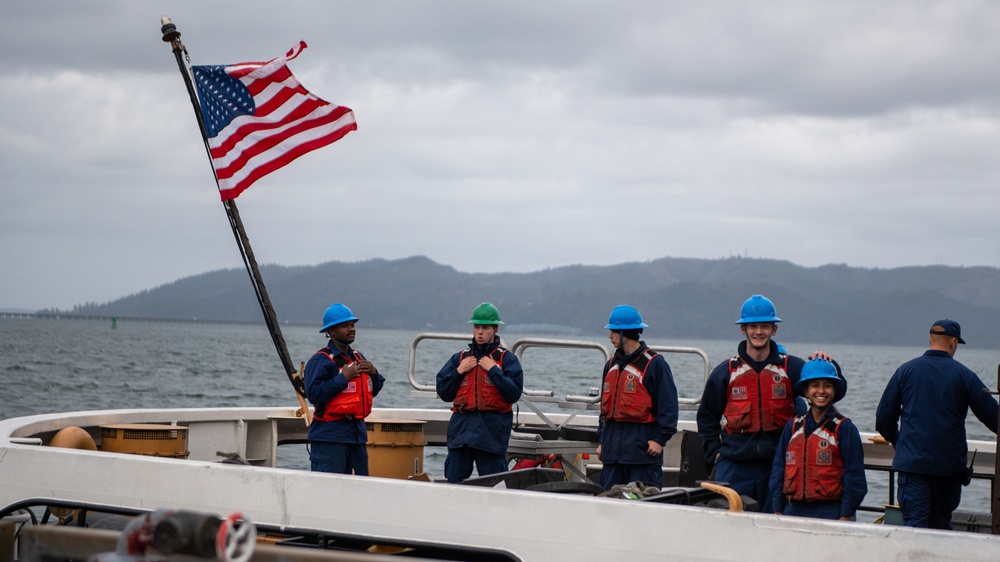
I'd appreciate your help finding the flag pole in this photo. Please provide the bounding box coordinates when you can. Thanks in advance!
[160,17,312,424]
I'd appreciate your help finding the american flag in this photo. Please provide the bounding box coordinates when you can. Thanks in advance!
[192,42,357,200]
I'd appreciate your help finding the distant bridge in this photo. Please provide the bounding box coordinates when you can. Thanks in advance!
[0,312,270,325]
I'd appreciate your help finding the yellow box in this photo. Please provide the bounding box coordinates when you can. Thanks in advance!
[366,419,425,479]
[100,424,188,458]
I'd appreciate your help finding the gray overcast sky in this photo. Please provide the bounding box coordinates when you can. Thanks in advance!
[3,2,1000,310]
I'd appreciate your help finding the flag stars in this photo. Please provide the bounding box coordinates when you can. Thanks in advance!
[192,65,255,137]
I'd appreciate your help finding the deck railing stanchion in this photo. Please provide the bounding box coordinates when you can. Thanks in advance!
[992,365,999,535]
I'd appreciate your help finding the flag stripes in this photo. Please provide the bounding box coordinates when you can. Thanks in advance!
[194,42,356,200]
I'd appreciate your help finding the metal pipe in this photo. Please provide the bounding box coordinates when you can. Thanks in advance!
[992,364,999,534]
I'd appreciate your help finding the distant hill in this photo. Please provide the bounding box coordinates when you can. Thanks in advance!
[68,256,1000,348]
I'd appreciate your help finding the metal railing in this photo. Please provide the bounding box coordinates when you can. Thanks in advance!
[406,333,712,409]
[647,344,712,409]
[406,332,507,393]
[509,337,612,399]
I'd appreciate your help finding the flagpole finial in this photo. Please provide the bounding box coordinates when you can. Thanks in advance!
[161,16,180,43]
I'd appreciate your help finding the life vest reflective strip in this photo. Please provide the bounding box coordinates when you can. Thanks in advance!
[452,348,512,413]
[723,355,794,434]
[313,347,374,421]
[782,413,845,502]
[600,350,657,424]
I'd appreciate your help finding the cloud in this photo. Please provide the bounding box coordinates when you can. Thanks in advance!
[2,1,999,310]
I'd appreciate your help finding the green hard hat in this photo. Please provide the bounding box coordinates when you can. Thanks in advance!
[469,302,504,325]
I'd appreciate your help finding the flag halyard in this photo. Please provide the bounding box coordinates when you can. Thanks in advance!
[192,41,357,200]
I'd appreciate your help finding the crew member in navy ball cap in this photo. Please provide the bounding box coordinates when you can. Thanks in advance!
[876,319,998,528]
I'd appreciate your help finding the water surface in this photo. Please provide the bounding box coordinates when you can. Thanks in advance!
[3,317,997,519]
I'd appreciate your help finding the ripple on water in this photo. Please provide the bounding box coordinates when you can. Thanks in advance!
[2,318,997,511]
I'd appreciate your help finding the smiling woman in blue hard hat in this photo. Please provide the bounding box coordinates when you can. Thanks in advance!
[768,358,867,520]
[436,303,524,483]
[303,303,386,476]
[875,319,999,529]
[696,295,841,513]
[596,305,679,490]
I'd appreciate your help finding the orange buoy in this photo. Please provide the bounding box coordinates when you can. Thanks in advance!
[49,426,98,450]
[46,427,98,523]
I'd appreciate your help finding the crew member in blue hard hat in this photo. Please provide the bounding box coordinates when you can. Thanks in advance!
[696,295,840,512]
[436,303,524,483]
[769,358,867,520]
[596,305,679,490]
[875,319,998,529]
[303,303,385,475]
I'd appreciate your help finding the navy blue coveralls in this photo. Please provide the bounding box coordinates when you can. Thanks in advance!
[304,344,385,475]
[876,350,999,529]
[769,407,868,520]
[597,342,679,490]
[436,336,524,483]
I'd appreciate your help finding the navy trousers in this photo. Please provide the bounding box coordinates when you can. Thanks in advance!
[897,471,963,529]
[309,442,370,476]
[444,446,507,483]
[715,457,773,513]
[599,463,663,490]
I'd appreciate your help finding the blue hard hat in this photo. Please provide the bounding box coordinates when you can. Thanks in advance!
[320,303,359,332]
[605,305,648,330]
[794,359,847,403]
[735,295,782,324]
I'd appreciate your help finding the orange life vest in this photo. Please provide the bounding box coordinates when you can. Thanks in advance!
[452,348,513,413]
[600,350,657,424]
[511,454,563,471]
[723,355,794,434]
[313,347,374,421]
[782,413,845,502]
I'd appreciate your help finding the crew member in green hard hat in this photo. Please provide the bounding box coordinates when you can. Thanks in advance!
[303,303,385,475]
[696,295,840,512]
[436,303,524,483]
[597,305,679,490]
[768,358,867,520]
